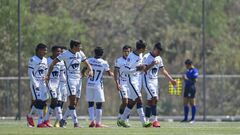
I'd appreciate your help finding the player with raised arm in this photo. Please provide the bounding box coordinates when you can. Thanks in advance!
[46,40,93,128]
[142,42,176,127]
[27,43,49,128]
[118,40,152,128]
[114,45,132,125]
[41,46,65,127]
[181,59,199,123]
[86,47,114,128]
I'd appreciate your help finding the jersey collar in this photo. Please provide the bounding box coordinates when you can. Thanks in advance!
[150,52,156,58]
[133,51,139,56]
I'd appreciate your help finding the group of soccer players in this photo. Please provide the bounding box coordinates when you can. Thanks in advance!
[26,39,198,128]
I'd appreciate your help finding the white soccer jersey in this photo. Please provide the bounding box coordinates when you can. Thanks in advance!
[57,50,86,79]
[114,56,128,83]
[124,51,143,81]
[87,57,110,87]
[142,52,164,100]
[143,52,164,79]
[123,51,144,100]
[47,57,65,92]
[28,56,48,88]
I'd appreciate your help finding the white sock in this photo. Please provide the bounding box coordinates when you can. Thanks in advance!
[121,107,131,121]
[137,108,146,123]
[152,115,158,121]
[146,117,150,122]
[37,109,43,125]
[96,109,102,124]
[88,107,95,121]
[63,108,70,121]
[55,106,63,121]
[44,107,53,121]
[70,109,78,124]
[28,106,36,117]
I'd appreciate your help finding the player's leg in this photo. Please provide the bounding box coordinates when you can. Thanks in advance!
[151,97,160,127]
[145,100,152,122]
[189,87,196,123]
[95,86,106,128]
[182,97,189,122]
[135,97,151,127]
[119,98,136,127]
[35,99,47,127]
[43,97,58,127]
[117,85,128,121]
[26,99,36,127]
[86,86,96,127]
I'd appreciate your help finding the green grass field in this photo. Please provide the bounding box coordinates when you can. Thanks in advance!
[0,120,239,135]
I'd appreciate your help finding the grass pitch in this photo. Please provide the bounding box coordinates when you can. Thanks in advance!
[0,119,239,135]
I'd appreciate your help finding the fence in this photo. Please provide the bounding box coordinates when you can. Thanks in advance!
[0,75,240,119]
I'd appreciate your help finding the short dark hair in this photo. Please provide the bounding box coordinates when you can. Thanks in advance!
[122,45,132,50]
[60,46,67,50]
[35,43,47,53]
[94,47,104,57]
[51,45,62,52]
[154,42,163,51]
[185,59,193,65]
[136,40,146,49]
[70,40,81,49]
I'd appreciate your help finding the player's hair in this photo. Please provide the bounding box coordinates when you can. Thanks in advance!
[51,45,62,52]
[35,43,47,53]
[94,47,104,57]
[154,42,163,51]
[70,40,81,49]
[185,59,193,65]
[136,40,146,49]
[122,45,132,50]
[60,46,67,50]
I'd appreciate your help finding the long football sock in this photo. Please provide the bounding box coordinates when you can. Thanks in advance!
[121,107,131,121]
[62,108,70,121]
[37,109,43,125]
[137,108,146,123]
[191,105,196,121]
[88,107,95,121]
[184,106,189,120]
[44,106,54,121]
[145,105,151,121]
[96,109,102,124]
[55,106,63,121]
[151,105,157,121]
[68,106,78,124]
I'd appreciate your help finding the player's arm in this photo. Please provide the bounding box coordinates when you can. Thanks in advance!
[46,58,59,83]
[160,67,176,85]
[144,60,160,72]
[106,70,114,77]
[123,59,145,74]
[82,60,93,77]
[114,67,121,91]
[28,61,39,88]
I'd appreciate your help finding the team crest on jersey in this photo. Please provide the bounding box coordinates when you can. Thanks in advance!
[127,58,130,62]
[71,63,79,69]
[52,71,59,77]
[152,68,158,75]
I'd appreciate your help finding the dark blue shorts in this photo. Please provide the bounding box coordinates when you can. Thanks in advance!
[184,86,196,98]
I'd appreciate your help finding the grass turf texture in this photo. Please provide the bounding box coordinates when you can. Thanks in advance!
[0,120,239,135]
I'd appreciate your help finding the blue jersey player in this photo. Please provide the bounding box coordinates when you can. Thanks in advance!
[181,59,199,123]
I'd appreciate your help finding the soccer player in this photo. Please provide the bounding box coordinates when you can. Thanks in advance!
[142,42,176,127]
[42,46,65,127]
[118,40,152,128]
[46,40,93,128]
[53,46,68,127]
[27,43,49,128]
[86,47,114,128]
[114,45,132,125]
[181,59,199,123]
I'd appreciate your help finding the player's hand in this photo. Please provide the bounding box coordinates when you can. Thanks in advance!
[171,79,177,86]
[136,65,146,71]
[151,60,160,66]
[182,74,188,80]
[88,69,93,77]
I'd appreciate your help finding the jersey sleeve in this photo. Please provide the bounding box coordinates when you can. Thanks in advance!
[158,57,164,68]
[191,69,199,78]
[59,62,66,82]
[104,61,110,71]
[28,58,39,88]
[80,51,87,62]
[57,53,65,62]
[143,55,151,65]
